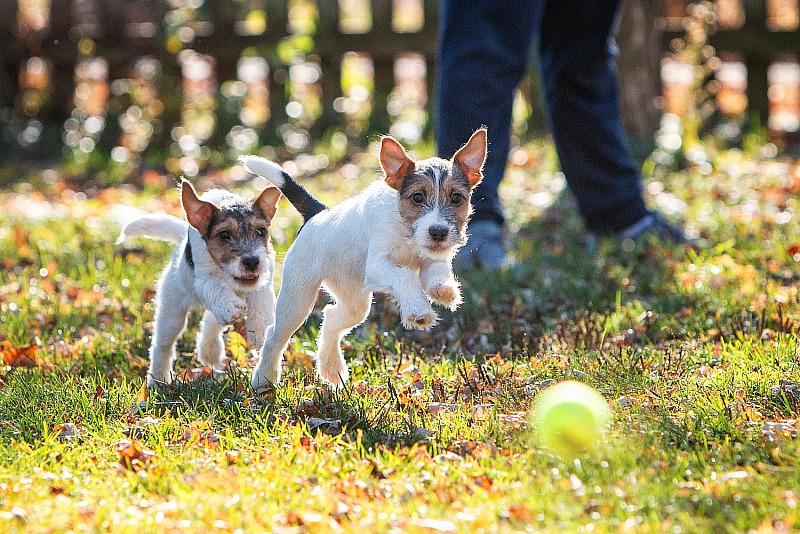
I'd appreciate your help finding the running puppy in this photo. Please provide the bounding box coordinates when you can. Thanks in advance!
[118,181,281,387]
[240,128,487,390]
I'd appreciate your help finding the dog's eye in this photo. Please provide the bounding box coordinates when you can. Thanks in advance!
[255,228,266,237]
[451,193,463,205]
[412,192,425,204]
[219,231,232,240]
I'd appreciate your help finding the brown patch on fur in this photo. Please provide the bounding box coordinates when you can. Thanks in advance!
[380,136,415,190]
[179,181,279,272]
[181,180,217,235]
[254,186,281,220]
[440,172,474,236]
[453,128,487,189]
[396,170,433,226]
[384,128,486,250]
[396,163,474,248]
[202,206,275,270]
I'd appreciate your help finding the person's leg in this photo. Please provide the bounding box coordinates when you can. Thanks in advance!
[435,0,538,226]
[538,0,649,235]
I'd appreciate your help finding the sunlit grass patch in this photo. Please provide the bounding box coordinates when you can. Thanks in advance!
[1,142,800,531]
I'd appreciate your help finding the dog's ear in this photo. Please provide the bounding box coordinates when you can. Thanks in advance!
[181,180,217,235]
[453,128,487,189]
[380,136,415,190]
[254,186,282,221]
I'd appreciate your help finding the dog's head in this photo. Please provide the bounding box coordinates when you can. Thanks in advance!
[380,128,487,260]
[181,180,281,289]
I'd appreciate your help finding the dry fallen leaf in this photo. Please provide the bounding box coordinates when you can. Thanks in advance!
[0,342,53,370]
[471,404,493,422]
[295,400,321,420]
[128,379,150,417]
[498,412,529,429]
[427,402,458,417]
[507,503,534,522]
[762,420,798,441]
[225,330,250,366]
[451,439,498,458]
[178,367,214,381]
[53,423,81,441]
[307,417,342,432]
[200,430,220,449]
[116,439,158,471]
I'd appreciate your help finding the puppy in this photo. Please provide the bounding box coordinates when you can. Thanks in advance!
[117,180,281,387]
[240,128,487,390]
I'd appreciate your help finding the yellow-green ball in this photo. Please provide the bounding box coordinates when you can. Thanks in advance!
[533,381,611,457]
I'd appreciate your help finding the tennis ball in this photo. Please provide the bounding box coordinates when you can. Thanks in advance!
[533,380,611,457]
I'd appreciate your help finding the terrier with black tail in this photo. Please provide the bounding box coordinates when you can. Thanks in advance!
[240,128,487,391]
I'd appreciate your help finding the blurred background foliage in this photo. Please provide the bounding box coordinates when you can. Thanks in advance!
[0,0,798,189]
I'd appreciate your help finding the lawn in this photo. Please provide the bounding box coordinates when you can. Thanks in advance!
[1,139,799,532]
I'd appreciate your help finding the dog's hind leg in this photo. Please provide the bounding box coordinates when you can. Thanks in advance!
[251,276,320,392]
[148,298,191,388]
[315,286,372,388]
[197,310,227,370]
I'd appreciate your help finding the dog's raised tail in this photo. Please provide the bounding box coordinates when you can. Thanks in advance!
[117,213,188,245]
[239,156,327,222]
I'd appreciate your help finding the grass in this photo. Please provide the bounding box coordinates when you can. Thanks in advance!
[1,139,799,532]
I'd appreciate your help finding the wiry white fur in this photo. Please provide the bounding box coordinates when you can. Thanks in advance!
[116,213,187,245]
[250,181,461,392]
[239,156,286,188]
[118,200,276,388]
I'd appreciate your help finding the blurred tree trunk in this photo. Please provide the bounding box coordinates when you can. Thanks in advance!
[616,0,664,154]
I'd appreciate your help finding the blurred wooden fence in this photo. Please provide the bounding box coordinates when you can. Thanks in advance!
[663,0,800,142]
[0,0,441,169]
[1,0,438,132]
[0,0,799,168]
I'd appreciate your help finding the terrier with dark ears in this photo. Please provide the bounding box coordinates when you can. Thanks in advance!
[118,181,281,387]
[240,128,487,391]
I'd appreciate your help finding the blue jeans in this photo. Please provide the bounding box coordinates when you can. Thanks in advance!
[435,0,649,235]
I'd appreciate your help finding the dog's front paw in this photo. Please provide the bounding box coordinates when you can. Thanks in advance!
[428,280,462,310]
[401,304,439,331]
[211,297,247,325]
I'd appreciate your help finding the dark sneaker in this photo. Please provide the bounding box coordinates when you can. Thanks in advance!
[585,211,693,254]
[454,220,507,271]
[621,212,690,243]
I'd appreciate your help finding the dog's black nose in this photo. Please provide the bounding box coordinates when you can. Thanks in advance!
[428,225,449,242]
[242,256,260,271]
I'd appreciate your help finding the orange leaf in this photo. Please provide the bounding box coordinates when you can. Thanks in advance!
[507,504,534,522]
[0,342,53,370]
[13,227,30,247]
[200,430,220,449]
[116,440,157,471]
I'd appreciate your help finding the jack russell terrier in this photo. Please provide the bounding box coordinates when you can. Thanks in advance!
[240,128,487,391]
[118,180,281,387]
